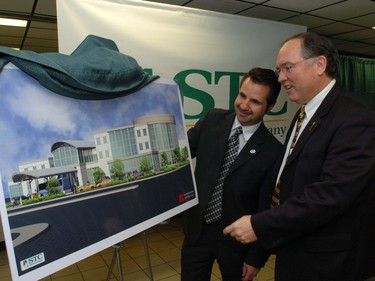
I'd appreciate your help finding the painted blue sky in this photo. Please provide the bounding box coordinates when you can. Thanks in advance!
[0,66,186,198]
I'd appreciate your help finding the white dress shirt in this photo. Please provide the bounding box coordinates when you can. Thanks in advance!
[275,79,336,184]
[231,117,261,154]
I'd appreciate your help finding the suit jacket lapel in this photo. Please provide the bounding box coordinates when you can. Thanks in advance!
[286,83,341,165]
[215,112,236,163]
[286,117,321,164]
[227,122,267,174]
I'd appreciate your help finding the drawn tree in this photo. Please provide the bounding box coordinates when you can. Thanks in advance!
[110,159,125,180]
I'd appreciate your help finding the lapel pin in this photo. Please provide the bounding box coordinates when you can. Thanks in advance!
[250,149,256,154]
[309,121,316,131]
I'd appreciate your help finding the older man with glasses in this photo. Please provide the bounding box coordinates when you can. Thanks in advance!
[224,32,375,281]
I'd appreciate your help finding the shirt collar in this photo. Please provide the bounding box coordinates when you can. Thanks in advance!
[233,117,261,142]
[305,79,336,119]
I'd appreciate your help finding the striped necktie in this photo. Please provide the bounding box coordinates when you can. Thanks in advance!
[271,106,305,207]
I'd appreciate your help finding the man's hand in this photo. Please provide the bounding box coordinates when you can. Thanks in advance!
[242,262,259,281]
[223,215,257,244]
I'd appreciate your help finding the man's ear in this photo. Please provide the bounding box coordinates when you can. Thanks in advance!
[316,55,327,76]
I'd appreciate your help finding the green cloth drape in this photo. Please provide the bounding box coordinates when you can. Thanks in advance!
[338,55,375,107]
[0,35,159,100]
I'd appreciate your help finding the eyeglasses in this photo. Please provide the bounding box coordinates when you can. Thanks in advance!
[274,58,313,77]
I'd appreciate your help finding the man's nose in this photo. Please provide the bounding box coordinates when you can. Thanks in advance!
[278,71,287,83]
[240,100,250,110]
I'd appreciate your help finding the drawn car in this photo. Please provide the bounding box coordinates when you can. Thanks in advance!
[77,183,97,192]
[96,177,112,188]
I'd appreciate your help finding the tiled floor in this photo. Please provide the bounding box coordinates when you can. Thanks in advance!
[0,215,275,281]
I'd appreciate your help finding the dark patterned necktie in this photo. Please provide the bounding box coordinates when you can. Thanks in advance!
[271,106,305,208]
[204,127,242,224]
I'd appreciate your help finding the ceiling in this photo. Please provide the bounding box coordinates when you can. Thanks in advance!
[1,0,375,58]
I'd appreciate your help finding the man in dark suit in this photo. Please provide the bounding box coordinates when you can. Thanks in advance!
[224,32,375,281]
[181,68,282,281]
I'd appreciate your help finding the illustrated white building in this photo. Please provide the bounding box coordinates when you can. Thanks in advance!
[9,114,180,198]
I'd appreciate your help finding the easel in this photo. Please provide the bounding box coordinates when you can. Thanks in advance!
[106,231,154,281]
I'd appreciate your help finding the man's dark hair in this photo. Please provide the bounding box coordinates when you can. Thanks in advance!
[240,67,281,106]
[287,32,339,78]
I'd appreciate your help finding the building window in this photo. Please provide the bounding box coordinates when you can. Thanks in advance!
[148,123,178,150]
[96,137,101,145]
[139,143,143,151]
[109,128,137,158]
[52,143,80,167]
[143,128,147,136]
[137,130,141,137]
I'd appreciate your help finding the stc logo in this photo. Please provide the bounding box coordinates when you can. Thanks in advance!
[20,253,45,271]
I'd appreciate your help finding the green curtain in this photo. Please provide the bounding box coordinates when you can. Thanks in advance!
[338,55,375,108]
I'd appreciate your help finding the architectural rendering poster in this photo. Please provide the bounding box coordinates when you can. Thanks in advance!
[0,64,197,281]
